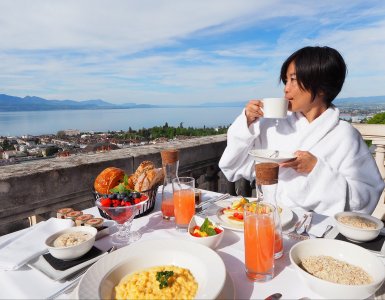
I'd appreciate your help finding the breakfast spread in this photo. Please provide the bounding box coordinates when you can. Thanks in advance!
[56,208,74,219]
[300,255,372,285]
[53,231,93,248]
[115,265,198,300]
[64,210,83,221]
[337,215,377,229]
[190,218,223,237]
[85,217,105,228]
[55,208,105,230]
[75,214,94,226]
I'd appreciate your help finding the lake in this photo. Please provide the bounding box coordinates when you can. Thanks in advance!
[0,107,243,136]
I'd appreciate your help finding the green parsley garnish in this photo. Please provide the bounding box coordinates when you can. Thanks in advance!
[200,218,217,236]
[109,175,133,194]
[156,270,174,289]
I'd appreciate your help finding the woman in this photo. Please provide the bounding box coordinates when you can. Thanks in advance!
[219,46,384,216]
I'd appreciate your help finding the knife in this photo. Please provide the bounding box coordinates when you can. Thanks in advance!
[195,193,230,211]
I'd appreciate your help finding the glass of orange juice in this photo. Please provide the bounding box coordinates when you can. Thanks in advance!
[243,202,276,282]
[172,177,195,231]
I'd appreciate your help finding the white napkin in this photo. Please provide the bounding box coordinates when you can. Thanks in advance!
[0,218,74,271]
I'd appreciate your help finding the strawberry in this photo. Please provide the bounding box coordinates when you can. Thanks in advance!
[100,198,112,207]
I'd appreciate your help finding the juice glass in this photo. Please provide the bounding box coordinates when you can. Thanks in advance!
[161,198,174,219]
[244,202,276,282]
[172,177,195,231]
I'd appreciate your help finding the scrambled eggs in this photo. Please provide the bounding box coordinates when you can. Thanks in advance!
[115,265,198,300]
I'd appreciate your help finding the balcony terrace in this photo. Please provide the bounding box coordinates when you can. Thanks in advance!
[0,124,384,236]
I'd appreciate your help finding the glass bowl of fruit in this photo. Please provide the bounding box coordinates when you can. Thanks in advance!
[188,215,224,249]
[96,193,149,246]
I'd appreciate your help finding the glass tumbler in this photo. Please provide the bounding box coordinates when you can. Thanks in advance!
[173,177,195,231]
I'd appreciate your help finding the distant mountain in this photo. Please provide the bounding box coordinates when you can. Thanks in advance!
[200,101,247,107]
[0,94,159,111]
[334,96,385,105]
[1,93,385,112]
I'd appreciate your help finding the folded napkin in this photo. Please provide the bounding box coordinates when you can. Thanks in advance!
[0,218,74,271]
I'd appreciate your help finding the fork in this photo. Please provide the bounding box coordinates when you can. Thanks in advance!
[284,214,308,239]
[298,213,313,239]
[195,193,231,212]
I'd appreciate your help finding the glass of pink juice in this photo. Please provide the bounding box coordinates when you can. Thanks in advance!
[172,177,195,231]
[161,198,174,219]
[244,202,276,282]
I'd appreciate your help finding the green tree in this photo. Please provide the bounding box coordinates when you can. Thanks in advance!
[367,112,385,124]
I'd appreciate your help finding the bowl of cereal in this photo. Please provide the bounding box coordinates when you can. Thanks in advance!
[334,212,384,242]
[289,238,385,299]
[188,215,224,249]
[77,239,226,300]
[45,226,97,260]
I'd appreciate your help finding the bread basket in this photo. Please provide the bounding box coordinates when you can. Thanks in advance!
[92,183,160,219]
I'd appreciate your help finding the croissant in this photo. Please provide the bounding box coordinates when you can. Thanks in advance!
[94,167,125,194]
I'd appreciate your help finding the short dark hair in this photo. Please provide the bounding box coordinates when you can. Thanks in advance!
[280,46,347,106]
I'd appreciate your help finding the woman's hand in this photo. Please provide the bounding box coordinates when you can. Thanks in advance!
[280,150,317,174]
[245,100,264,127]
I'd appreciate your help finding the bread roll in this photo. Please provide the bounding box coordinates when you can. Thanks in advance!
[134,167,164,191]
[94,167,125,194]
[133,161,155,180]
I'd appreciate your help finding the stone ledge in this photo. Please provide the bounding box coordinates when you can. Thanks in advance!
[0,135,227,234]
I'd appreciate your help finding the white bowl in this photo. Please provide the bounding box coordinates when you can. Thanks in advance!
[188,215,224,249]
[334,212,384,242]
[77,239,226,299]
[45,226,97,260]
[289,239,385,299]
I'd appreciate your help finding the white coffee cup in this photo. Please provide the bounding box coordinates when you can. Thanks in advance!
[261,98,288,118]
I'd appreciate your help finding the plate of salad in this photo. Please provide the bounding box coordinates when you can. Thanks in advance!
[213,197,294,231]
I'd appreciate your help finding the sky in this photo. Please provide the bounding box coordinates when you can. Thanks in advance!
[1,0,385,105]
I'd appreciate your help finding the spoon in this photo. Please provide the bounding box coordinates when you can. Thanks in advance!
[269,150,279,158]
[318,225,334,238]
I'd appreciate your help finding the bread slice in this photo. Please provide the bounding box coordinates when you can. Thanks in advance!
[141,168,164,191]
[133,161,155,179]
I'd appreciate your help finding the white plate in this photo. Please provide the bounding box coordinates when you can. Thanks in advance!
[218,272,235,300]
[248,149,295,163]
[77,239,226,300]
[212,198,294,231]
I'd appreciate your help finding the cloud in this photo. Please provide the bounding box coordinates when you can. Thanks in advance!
[0,0,385,103]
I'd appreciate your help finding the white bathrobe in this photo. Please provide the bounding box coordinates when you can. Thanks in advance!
[219,106,385,216]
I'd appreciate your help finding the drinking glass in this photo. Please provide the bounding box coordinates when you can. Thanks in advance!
[96,196,149,247]
[244,201,276,282]
[255,162,283,259]
[173,177,195,231]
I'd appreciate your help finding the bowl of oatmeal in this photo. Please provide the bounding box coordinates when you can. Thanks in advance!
[45,226,97,260]
[289,239,385,299]
[334,212,384,242]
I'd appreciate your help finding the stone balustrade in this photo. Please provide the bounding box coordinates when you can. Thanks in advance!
[0,135,228,235]
[0,123,384,235]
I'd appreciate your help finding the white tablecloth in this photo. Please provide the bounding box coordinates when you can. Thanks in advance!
[0,189,384,299]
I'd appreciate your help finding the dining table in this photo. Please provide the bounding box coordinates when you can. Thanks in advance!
[0,188,384,300]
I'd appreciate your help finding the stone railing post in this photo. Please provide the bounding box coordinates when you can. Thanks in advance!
[204,165,220,192]
[373,139,385,181]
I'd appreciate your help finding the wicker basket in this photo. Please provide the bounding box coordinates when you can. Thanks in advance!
[92,183,160,219]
